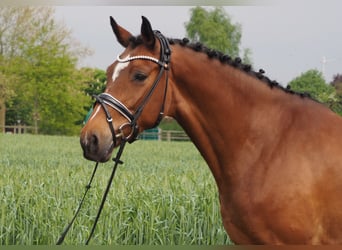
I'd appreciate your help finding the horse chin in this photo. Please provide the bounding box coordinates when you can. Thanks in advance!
[83,146,113,163]
[81,138,115,163]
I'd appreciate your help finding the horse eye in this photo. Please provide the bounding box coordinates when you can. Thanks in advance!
[133,72,147,82]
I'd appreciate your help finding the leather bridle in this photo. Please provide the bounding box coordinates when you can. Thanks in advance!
[93,30,171,146]
[56,30,171,245]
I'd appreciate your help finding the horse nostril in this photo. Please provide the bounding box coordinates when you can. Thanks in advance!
[90,134,98,147]
[81,132,99,157]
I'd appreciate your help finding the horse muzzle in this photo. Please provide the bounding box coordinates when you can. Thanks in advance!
[80,130,114,162]
[80,121,139,162]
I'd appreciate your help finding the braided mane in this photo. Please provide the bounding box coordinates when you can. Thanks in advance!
[129,35,311,99]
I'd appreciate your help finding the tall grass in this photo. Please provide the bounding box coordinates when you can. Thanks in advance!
[0,134,231,245]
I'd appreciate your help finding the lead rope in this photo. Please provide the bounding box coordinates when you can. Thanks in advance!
[56,140,126,245]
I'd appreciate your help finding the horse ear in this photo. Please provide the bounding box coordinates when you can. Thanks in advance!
[110,16,132,48]
[141,16,155,49]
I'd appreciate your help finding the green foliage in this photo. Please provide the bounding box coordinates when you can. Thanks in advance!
[1,7,91,135]
[14,41,86,135]
[289,69,335,103]
[0,134,231,245]
[329,74,342,115]
[185,7,252,64]
[289,69,342,116]
[82,68,107,97]
[77,68,107,124]
[331,74,342,95]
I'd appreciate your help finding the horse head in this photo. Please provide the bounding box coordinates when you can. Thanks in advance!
[80,17,172,162]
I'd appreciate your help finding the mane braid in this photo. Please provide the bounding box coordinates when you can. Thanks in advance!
[129,34,313,100]
[167,37,314,100]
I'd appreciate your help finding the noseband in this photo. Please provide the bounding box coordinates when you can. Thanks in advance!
[93,30,171,145]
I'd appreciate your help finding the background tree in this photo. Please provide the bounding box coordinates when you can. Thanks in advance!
[0,7,30,132]
[288,69,334,102]
[185,6,252,64]
[288,69,342,115]
[331,74,342,94]
[329,74,342,115]
[80,67,107,124]
[1,7,91,135]
[82,68,107,98]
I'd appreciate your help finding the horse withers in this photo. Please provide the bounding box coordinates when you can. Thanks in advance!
[80,16,342,244]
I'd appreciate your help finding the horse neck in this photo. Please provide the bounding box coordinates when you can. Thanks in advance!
[168,45,293,187]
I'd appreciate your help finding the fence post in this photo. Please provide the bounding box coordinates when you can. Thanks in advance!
[158,128,161,141]
[0,100,5,134]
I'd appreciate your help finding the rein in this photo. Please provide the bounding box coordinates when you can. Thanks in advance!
[56,142,125,245]
[56,30,171,245]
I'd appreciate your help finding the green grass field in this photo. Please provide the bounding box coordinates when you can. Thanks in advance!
[0,134,231,245]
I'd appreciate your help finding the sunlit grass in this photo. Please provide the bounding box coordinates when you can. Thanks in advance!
[0,134,231,245]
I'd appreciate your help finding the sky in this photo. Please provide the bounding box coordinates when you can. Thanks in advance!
[54,0,341,85]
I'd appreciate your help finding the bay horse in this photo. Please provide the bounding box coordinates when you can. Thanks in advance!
[80,16,342,244]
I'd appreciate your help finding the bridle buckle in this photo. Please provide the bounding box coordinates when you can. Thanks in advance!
[118,122,138,143]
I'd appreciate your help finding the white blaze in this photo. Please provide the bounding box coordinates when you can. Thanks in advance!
[88,105,101,122]
[112,55,130,82]
[87,56,130,123]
